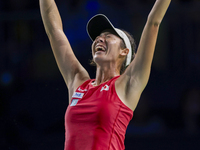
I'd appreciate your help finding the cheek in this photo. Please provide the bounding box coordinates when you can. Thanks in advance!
[109,39,118,45]
[91,43,95,55]
[108,39,121,49]
[107,41,121,54]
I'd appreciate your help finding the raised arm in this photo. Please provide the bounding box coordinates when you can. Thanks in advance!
[130,0,171,85]
[116,0,171,111]
[39,0,90,99]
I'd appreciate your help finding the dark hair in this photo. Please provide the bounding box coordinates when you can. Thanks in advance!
[89,29,136,74]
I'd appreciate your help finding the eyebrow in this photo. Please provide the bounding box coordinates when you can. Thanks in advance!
[100,32,111,36]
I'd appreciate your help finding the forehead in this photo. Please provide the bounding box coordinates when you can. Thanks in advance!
[99,29,120,38]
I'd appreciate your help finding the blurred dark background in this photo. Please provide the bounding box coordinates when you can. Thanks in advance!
[1,0,200,149]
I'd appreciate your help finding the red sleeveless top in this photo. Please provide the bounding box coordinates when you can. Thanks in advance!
[64,76,133,150]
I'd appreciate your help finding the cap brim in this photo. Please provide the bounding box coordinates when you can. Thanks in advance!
[87,14,117,41]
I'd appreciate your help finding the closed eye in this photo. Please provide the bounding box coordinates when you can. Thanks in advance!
[106,35,111,38]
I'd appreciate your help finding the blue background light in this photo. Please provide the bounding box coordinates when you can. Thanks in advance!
[1,72,13,85]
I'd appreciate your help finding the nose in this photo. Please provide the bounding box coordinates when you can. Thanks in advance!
[96,36,105,43]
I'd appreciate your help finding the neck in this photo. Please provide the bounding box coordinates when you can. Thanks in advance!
[93,64,120,86]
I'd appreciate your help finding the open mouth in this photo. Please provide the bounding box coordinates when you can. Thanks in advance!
[95,45,106,53]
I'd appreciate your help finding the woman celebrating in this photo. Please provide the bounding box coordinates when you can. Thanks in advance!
[40,0,171,149]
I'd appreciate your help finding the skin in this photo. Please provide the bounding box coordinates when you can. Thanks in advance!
[91,29,128,86]
[40,0,171,111]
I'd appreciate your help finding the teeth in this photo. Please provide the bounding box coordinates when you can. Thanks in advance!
[95,46,105,52]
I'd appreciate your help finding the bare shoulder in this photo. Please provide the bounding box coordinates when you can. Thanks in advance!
[67,69,90,102]
[115,74,142,111]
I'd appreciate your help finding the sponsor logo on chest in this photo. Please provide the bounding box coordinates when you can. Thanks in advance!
[72,92,84,98]
[100,84,109,92]
[70,84,110,106]
[70,99,79,106]
[77,87,88,92]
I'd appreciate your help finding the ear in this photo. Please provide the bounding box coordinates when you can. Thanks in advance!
[120,48,129,57]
